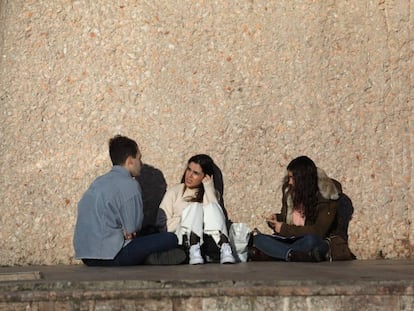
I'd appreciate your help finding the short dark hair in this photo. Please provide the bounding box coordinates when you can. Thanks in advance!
[108,135,138,166]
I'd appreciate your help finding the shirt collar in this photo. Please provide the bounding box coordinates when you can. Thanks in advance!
[111,165,132,177]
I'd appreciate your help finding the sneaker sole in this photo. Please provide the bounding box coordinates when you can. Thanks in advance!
[220,257,236,264]
[189,258,204,265]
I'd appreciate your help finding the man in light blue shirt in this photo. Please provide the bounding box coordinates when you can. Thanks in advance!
[73,135,185,266]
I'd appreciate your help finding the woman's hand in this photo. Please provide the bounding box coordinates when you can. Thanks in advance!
[266,214,277,222]
[202,174,213,184]
[266,214,282,233]
[274,221,282,233]
[266,214,276,228]
[266,219,282,233]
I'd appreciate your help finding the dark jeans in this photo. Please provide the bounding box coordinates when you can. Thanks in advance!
[82,232,178,266]
[253,233,328,261]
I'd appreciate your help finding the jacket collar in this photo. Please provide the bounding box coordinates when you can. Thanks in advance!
[317,167,340,200]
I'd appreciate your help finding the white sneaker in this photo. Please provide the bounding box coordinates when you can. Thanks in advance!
[189,243,204,265]
[220,243,236,264]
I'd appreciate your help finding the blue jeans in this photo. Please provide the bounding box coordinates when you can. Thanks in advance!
[83,232,178,266]
[253,234,328,261]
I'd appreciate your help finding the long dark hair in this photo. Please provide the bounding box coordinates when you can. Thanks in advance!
[181,154,220,203]
[286,156,319,223]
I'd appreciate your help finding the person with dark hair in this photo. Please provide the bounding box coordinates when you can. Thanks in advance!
[252,155,340,262]
[73,135,185,266]
[157,154,235,264]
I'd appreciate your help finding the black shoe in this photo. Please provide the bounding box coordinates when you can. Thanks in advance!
[144,248,187,265]
[248,246,273,261]
[288,248,325,262]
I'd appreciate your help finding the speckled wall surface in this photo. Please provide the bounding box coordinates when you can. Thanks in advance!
[0,1,412,265]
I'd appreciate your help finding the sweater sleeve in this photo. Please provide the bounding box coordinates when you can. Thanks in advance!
[159,187,181,233]
[279,200,337,238]
[203,179,219,204]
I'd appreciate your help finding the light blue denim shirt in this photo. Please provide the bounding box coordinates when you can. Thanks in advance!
[73,166,143,259]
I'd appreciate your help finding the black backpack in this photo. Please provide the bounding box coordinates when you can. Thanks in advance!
[331,192,354,241]
[328,190,356,260]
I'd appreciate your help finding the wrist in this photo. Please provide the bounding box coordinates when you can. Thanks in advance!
[276,222,282,233]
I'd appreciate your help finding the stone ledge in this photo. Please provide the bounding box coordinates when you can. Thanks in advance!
[0,280,413,302]
[0,260,412,310]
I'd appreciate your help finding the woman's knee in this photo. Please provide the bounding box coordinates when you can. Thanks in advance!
[253,234,270,248]
[157,232,179,246]
[186,202,204,214]
[300,234,323,248]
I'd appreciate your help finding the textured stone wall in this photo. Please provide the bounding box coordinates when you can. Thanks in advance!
[0,1,412,265]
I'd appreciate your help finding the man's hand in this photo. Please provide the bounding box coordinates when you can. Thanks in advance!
[123,229,137,240]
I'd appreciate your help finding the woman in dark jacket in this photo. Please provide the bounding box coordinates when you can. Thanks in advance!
[253,156,340,261]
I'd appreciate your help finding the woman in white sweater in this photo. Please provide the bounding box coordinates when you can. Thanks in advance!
[158,154,235,264]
